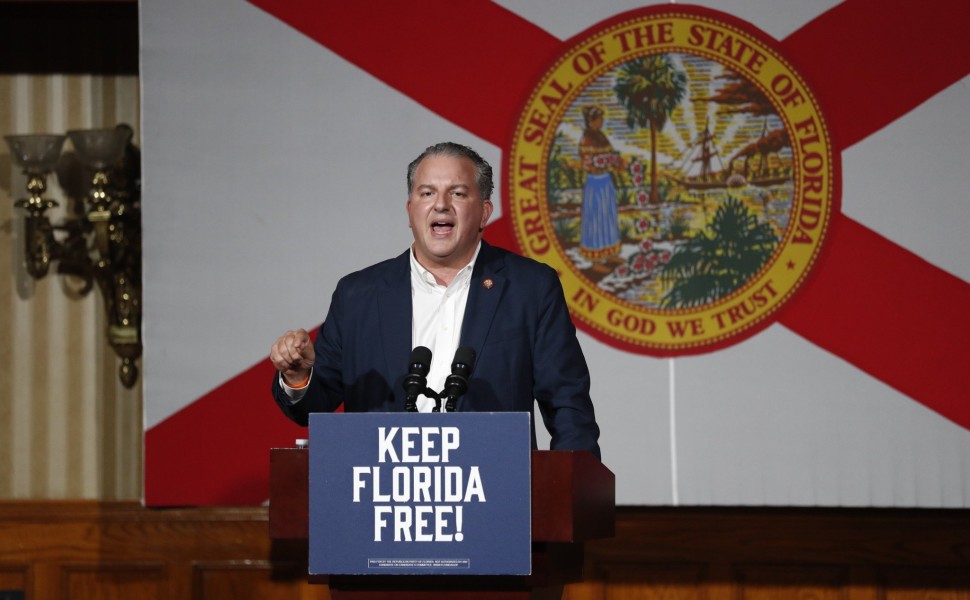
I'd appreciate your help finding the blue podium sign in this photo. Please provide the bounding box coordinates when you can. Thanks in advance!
[308,412,532,576]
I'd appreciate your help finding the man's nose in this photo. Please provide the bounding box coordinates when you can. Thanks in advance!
[433,194,451,210]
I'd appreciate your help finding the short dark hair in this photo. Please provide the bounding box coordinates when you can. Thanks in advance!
[406,142,493,200]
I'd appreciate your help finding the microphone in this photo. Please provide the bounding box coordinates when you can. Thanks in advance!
[444,346,475,412]
[403,346,432,413]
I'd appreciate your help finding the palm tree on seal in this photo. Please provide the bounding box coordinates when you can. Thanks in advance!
[614,54,687,205]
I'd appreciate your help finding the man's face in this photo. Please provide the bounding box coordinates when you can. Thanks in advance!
[407,154,493,272]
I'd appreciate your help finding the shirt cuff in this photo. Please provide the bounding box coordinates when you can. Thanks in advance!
[280,370,311,404]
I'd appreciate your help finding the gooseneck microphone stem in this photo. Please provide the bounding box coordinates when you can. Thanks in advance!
[443,346,475,413]
[403,346,432,413]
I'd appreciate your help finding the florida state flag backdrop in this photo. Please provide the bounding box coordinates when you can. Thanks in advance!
[141,0,970,507]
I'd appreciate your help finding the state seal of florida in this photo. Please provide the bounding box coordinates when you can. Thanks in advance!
[507,5,839,355]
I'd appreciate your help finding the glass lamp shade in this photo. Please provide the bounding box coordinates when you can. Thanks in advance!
[67,127,132,170]
[4,134,67,174]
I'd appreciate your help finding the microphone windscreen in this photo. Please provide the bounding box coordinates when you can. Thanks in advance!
[451,346,476,376]
[409,346,432,375]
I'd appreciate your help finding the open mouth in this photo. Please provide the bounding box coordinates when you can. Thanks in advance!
[431,221,454,235]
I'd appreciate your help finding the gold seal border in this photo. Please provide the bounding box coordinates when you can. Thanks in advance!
[507,8,836,353]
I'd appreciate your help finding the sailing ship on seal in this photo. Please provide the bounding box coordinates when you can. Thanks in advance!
[671,118,792,190]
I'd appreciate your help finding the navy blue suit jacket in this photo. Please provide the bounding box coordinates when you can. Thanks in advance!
[272,242,600,458]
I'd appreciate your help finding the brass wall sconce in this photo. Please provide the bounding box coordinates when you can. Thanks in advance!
[5,125,141,388]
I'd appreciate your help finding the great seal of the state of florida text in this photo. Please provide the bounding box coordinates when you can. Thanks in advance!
[507,5,838,355]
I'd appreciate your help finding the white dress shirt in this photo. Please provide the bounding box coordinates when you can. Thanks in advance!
[281,242,481,412]
[409,242,479,411]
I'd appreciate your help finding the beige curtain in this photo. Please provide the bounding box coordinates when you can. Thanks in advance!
[0,74,142,500]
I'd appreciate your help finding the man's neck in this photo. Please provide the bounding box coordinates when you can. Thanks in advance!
[411,242,482,287]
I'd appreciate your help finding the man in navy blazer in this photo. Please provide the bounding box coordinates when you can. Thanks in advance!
[270,142,600,459]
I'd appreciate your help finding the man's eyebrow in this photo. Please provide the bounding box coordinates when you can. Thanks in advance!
[415,183,472,193]
[416,183,469,189]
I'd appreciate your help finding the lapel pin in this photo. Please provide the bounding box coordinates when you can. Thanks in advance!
[482,278,494,289]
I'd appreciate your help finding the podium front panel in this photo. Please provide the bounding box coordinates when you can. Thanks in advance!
[308,412,532,576]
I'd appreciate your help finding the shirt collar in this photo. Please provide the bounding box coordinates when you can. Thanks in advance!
[410,241,482,291]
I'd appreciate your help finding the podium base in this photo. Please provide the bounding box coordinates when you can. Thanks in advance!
[269,447,614,600]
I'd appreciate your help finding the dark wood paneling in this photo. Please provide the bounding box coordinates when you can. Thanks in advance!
[734,564,850,600]
[0,501,319,599]
[564,507,970,600]
[1,502,969,600]
[193,561,331,600]
[596,563,707,600]
[877,568,970,600]
[59,563,166,600]
[0,565,27,598]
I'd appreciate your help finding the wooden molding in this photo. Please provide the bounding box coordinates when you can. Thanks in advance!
[0,502,968,599]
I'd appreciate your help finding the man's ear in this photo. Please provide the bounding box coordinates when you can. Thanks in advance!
[481,199,494,229]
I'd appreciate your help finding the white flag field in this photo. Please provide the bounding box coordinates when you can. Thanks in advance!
[140,0,970,506]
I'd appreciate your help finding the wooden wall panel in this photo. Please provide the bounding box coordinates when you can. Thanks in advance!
[0,501,322,599]
[0,502,968,600]
[59,564,166,600]
[734,564,849,600]
[193,562,331,600]
[878,568,970,600]
[565,507,970,600]
[0,566,27,596]
[597,563,706,600]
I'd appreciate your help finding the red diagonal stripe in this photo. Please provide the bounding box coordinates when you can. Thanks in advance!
[246,0,562,146]
[144,357,305,505]
[780,215,970,429]
[778,0,970,428]
[147,2,970,505]
[782,0,970,151]
[147,0,556,504]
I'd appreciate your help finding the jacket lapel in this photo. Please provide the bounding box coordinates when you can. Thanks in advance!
[460,242,506,358]
[377,250,413,378]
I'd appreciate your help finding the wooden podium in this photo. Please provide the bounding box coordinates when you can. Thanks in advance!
[269,447,615,599]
